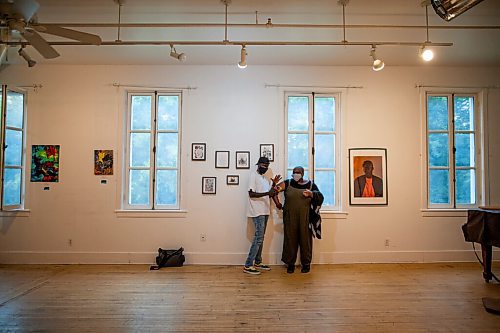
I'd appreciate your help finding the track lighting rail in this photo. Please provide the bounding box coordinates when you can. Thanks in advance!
[4,40,453,47]
[25,22,500,30]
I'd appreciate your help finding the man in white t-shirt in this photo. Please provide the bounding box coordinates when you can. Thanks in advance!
[244,156,281,275]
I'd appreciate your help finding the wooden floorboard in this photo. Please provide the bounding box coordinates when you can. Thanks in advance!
[1,263,500,332]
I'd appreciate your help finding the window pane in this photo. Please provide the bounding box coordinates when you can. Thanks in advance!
[6,91,24,128]
[314,134,334,168]
[5,129,22,166]
[157,133,178,168]
[130,133,150,167]
[314,97,335,131]
[287,134,308,169]
[158,95,179,131]
[3,168,21,206]
[131,96,152,130]
[428,133,449,167]
[454,96,474,131]
[455,133,475,167]
[129,170,150,205]
[156,170,178,205]
[287,96,309,131]
[428,96,448,131]
[456,169,476,205]
[314,170,334,207]
[429,169,450,204]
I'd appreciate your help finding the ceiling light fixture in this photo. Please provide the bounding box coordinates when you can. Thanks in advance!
[420,3,434,62]
[369,45,384,71]
[169,44,186,62]
[18,47,36,67]
[430,0,485,21]
[238,45,247,69]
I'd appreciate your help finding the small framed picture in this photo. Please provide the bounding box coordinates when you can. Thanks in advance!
[349,148,388,205]
[226,175,239,185]
[236,151,250,169]
[192,143,206,161]
[260,144,274,162]
[202,177,217,194]
[215,151,230,168]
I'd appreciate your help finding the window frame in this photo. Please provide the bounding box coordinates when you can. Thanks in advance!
[0,85,27,211]
[123,90,182,210]
[422,89,484,210]
[284,91,341,211]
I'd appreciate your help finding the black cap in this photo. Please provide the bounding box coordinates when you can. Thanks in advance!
[256,156,270,165]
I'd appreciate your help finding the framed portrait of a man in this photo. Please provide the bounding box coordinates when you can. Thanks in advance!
[349,148,388,205]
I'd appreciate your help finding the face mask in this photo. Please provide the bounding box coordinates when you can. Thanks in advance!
[258,167,268,174]
[292,173,302,181]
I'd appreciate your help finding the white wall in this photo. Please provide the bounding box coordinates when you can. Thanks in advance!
[0,64,499,264]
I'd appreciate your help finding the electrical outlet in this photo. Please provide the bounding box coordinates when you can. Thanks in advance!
[200,234,207,242]
[384,239,390,247]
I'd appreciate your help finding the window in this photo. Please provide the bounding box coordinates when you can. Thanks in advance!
[124,91,181,210]
[0,85,27,210]
[286,92,340,210]
[426,93,480,208]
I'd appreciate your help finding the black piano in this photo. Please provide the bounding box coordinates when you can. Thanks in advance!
[462,208,500,282]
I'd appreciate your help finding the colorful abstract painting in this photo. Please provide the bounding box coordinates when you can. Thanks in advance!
[94,150,113,175]
[31,145,60,182]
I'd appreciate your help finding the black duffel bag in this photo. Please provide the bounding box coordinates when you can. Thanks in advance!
[150,247,185,270]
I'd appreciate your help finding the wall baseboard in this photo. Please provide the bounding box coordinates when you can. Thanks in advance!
[0,250,496,265]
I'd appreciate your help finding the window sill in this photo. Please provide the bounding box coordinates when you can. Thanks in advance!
[321,211,348,220]
[421,209,468,218]
[0,209,30,217]
[115,209,187,218]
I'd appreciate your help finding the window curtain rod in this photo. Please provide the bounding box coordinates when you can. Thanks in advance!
[112,83,197,90]
[265,84,363,89]
[415,84,500,89]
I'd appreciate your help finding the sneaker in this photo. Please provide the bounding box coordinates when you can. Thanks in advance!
[254,263,271,271]
[287,265,295,274]
[301,265,310,273]
[243,266,261,275]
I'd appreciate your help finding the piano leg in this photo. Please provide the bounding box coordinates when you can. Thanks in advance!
[481,244,492,282]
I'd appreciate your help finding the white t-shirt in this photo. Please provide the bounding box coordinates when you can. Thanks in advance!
[247,170,272,217]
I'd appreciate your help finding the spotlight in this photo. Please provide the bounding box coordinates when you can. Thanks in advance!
[169,45,186,62]
[369,45,384,71]
[18,47,36,67]
[431,0,485,21]
[420,45,434,61]
[238,46,247,69]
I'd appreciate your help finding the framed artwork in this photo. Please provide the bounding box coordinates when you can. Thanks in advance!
[235,151,250,169]
[202,177,216,194]
[260,144,274,162]
[349,148,388,205]
[226,175,239,185]
[215,151,230,168]
[31,145,60,182]
[94,150,113,175]
[192,143,206,161]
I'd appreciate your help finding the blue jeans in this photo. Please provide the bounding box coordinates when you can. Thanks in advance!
[245,215,269,267]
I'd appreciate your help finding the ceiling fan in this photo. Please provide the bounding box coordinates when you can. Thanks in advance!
[0,0,102,59]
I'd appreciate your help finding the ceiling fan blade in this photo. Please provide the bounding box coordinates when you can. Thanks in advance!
[21,29,59,59]
[33,25,102,45]
[12,0,39,22]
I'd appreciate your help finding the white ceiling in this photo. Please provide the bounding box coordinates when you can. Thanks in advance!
[3,0,500,67]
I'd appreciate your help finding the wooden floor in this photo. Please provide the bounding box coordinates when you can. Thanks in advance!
[1,263,500,332]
